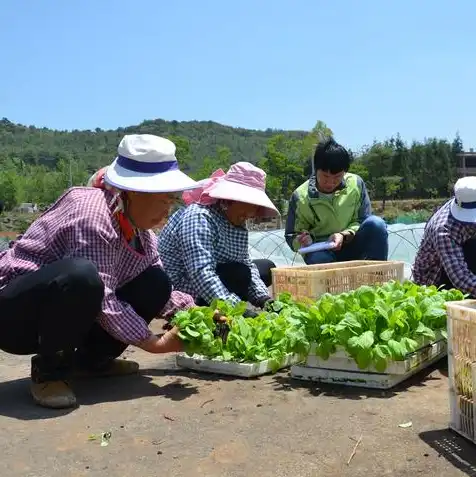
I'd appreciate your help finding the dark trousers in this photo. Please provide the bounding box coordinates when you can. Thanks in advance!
[439,239,476,295]
[197,258,275,306]
[0,258,172,375]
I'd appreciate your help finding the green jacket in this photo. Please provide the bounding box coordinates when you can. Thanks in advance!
[285,173,372,251]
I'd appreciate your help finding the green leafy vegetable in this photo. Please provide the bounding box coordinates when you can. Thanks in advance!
[171,300,310,369]
[266,280,465,372]
[171,280,466,373]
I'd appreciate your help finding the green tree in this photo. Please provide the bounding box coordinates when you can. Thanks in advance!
[0,117,467,208]
[193,146,233,180]
[378,176,403,209]
[392,134,412,196]
[168,135,193,171]
[360,142,394,198]
[451,132,464,157]
[0,169,21,210]
[301,120,334,170]
[349,161,370,182]
[259,135,306,210]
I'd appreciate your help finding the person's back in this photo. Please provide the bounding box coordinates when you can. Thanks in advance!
[158,205,189,287]
[413,200,452,286]
[159,201,250,298]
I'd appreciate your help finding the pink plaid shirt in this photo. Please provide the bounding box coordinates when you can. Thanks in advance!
[0,187,195,345]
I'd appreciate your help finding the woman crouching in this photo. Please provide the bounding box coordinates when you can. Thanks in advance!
[159,162,279,317]
[0,134,199,409]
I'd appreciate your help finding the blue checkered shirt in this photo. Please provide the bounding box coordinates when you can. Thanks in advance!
[158,203,270,306]
[413,199,476,294]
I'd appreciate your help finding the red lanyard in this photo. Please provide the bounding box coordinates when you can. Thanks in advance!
[116,211,135,242]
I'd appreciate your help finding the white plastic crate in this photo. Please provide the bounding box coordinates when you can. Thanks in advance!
[291,340,447,390]
[447,300,476,444]
[176,352,303,378]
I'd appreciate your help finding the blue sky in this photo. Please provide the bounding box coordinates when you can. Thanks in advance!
[1,0,475,151]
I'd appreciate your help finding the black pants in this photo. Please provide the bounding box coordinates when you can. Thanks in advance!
[439,238,476,295]
[197,258,275,306]
[0,258,172,370]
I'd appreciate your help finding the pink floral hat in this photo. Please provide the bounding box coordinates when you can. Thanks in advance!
[182,162,279,217]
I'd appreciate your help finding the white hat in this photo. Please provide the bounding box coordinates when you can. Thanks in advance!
[105,134,198,193]
[450,176,476,223]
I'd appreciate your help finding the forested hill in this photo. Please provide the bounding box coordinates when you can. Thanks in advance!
[0,117,307,174]
[0,116,465,221]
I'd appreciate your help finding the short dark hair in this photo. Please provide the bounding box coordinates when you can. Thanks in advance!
[313,138,351,174]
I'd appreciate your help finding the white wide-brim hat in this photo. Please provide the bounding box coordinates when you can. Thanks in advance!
[449,176,476,223]
[450,199,476,223]
[105,134,199,193]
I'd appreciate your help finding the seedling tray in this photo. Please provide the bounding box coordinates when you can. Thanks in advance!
[291,340,447,389]
[176,352,303,378]
[305,337,446,375]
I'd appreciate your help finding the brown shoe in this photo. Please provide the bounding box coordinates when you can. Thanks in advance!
[72,358,140,379]
[30,380,77,409]
[30,354,76,409]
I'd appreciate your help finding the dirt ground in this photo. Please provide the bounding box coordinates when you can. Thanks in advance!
[0,321,475,477]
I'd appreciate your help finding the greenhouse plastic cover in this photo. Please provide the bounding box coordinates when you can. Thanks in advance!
[0,223,425,280]
[249,223,425,280]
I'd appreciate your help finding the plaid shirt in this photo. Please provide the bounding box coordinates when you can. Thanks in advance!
[0,187,194,345]
[413,199,476,294]
[158,203,270,306]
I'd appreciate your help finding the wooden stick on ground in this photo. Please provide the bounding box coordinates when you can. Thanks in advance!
[347,434,363,465]
[200,399,214,408]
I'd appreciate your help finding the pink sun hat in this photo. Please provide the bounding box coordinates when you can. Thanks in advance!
[182,162,280,217]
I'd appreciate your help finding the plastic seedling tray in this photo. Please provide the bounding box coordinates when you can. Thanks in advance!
[305,336,446,375]
[176,352,303,378]
[291,339,447,390]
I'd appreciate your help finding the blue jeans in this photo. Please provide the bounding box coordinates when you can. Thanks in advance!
[303,216,389,265]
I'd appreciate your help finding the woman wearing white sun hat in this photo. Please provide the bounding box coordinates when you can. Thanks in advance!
[413,176,476,295]
[0,134,201,410]
[159,162,279,317]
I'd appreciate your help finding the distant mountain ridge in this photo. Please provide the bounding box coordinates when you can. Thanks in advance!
[0,117,308,172]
